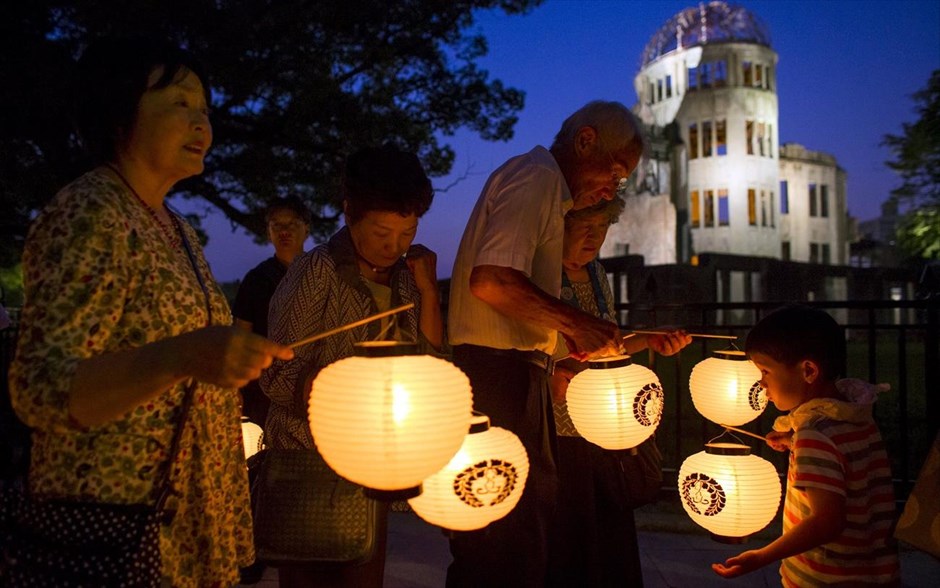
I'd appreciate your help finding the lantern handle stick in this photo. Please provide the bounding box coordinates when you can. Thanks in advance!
[629,330,737,340]
[719,423,768,442]
[288,303,415,349]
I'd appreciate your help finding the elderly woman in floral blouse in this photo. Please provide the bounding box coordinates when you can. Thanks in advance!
[261,145,441,587]
[9,37,292,586]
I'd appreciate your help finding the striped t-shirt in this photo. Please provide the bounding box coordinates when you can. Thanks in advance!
[780,414,900,586]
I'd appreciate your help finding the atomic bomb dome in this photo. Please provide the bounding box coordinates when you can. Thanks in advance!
[602,1,848,272]
[641,1,772,67]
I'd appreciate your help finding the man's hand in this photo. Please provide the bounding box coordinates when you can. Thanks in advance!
[563,314,622,360]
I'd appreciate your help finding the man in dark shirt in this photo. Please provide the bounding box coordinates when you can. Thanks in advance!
[233,197,310,425]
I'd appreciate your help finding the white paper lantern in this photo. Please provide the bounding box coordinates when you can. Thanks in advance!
[409,413,529,531]
[678,442,781,542]
[566,355,664,450]
[308,342,473,497]
[689,350,766,427]
[240,417,264,460]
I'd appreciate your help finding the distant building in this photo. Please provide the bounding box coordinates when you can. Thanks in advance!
[602,1,850,269]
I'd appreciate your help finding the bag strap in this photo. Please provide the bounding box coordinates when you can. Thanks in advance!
[152,217,213,512]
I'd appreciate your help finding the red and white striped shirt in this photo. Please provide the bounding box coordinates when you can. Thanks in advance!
[779,399,900,586]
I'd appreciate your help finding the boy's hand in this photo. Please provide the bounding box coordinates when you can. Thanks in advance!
[712,549,766,578]
[766,430,793,452]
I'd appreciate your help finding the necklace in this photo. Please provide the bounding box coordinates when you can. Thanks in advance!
[356,250,390,275]
[105,164,181,249]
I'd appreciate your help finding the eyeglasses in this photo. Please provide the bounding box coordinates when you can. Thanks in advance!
[269,221,305,232]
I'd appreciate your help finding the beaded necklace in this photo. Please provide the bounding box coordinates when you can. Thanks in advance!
[105,163,181,249]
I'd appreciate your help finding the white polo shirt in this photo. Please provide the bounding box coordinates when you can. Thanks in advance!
[448,146,573,354]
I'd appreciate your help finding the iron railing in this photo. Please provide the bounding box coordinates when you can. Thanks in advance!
[619,299,939,502]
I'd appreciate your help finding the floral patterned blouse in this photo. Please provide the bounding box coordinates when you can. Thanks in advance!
[9,168,253,587]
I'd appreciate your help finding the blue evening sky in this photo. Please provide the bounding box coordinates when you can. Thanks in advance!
[189,0,940,282]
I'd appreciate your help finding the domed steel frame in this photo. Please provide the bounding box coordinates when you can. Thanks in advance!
[641,1,772,68]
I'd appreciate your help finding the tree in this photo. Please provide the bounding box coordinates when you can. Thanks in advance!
[883,69,940,260]
[0,0,541,266]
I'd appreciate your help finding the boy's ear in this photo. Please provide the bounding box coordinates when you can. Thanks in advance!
[800,359,820,384]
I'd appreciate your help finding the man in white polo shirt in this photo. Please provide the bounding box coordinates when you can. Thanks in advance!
[447,101,645,587]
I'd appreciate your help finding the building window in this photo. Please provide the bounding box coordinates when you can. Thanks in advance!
[716,119,727,156]
[760,190,768,227]
[766,124,773,158]
[747,188,757,226]
[718,189,729,226]
[810,243,820,263]
[703,121,713,157]
[781,241,791,260]
[649,82,655,104]
[700,62,711,88]
[822,243,831,264]
[757,122,765,156]
[743,61,752,86]
[657,79,663,102]
[755,64,763,88]
[780,180,789,214]
[689,123,698,159]
[820,185,829,217]
[809,183,818,217]
[704,190,715,227]
[714,60,727,87]
[766,65,773,90]
[770,191,776,227]
[746,120,754,155]
[688,67,698,91]
[666,75,673,98]
[690,190,700,228]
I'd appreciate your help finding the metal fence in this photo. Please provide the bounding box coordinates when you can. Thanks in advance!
[618,299,939,502]
[2,299,938,501]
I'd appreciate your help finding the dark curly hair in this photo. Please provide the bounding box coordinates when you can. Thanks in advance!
[75,36,211,165]
[342,145,433,224]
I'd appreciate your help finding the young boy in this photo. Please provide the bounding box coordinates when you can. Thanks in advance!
[712,305,900,586]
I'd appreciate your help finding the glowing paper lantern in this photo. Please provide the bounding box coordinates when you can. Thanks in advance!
[566,355,664,450]
[689,350,766,426]
[241,417,264,460]
[409,413,529,531]
[308,342,473,497]
[678,442,781,542]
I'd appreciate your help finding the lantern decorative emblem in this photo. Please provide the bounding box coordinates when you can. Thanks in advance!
[566,355,664,450]
[689,349,765,426]
[408,412,529,531]
[678,442,781,542]
[308,342,473,498]
[240,417,264,460]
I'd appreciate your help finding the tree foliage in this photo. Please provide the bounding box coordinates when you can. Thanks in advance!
[0,0,541,266]
[883,69,940,260]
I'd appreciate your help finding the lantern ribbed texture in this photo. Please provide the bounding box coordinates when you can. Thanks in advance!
[678,443,781,540]
[566,356,664,450]
[689,350,766,426]
[241,418,264,459]
[309,353,473,491]
[409,414,529,531]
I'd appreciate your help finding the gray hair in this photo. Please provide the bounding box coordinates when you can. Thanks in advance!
[551,101,645,158]
[566,195,626,225]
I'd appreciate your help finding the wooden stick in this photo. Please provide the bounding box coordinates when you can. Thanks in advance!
[630,329,738,340]
[288,303,415,349]
[719,423,768,442]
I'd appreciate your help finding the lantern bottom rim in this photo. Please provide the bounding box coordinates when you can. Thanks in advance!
[710,533,749,545]
[364,485,422,502]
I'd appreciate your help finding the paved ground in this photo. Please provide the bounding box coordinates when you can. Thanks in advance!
[242,504,940,587]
